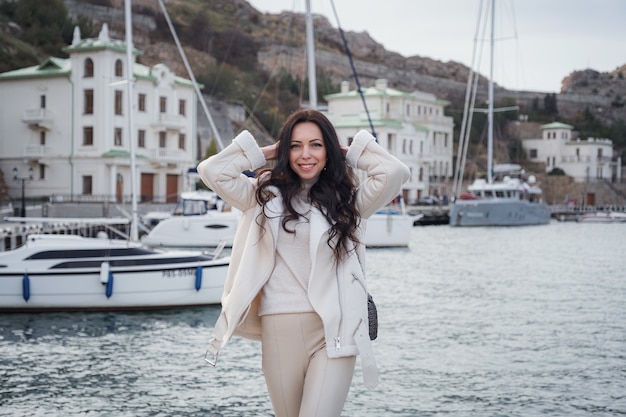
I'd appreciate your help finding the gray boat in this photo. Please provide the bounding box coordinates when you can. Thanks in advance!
[449,164,550,227]
[449,1,550,227]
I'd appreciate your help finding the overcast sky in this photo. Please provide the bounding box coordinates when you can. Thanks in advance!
[246,0,626,93]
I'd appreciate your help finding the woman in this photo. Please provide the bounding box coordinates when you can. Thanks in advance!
[198,109,409,417]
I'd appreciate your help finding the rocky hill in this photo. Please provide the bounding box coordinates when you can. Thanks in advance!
[54,0,625,127]
[1,0,625,150]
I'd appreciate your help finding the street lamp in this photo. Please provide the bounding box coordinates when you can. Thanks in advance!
[13,166,34,217]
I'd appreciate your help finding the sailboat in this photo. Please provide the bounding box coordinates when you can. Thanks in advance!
[0,0,230,312]
[448,0,550,227]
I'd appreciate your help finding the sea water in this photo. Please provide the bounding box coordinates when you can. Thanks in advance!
[1,221,625,416]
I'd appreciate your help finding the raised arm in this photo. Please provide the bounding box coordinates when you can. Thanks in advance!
[345,130,410,218]
[197,130,269,211]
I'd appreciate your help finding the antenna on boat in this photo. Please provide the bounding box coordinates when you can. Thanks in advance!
[157,0,225,151]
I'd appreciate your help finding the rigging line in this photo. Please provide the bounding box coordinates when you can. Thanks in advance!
[157,0,224,151]
[329,0,376,138]
[249,10,300,128]
[453,0,486,197]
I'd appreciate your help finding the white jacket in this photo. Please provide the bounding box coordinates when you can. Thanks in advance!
[197,129,410,389]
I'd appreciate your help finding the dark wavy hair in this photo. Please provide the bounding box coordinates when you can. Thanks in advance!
[256,109,360,261]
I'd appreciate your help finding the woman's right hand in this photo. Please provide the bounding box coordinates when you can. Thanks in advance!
[261,141,279,161]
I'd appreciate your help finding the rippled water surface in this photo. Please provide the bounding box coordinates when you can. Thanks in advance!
[1,222,625,416]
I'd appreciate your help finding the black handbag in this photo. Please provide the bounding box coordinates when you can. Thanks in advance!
[367,292,378,340]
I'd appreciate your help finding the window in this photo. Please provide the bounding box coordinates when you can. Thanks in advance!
[83,127,94,145]
[138,94,146,111]
[40,131,46,145]
[115,59,123,77]
[529,149,537,158]
[402,139,407,154]
[40,95,46,109]
[387,133,394,151]
[84,89,94,114]
[84,58,94,78]
[138,129,146,148]
[159,97,167,113]
[82,176,93,195]
[114,128,122,146]
[159,131,166,148]
[39,165,45,180]
[179,99,186,116]
[115,90,123,115]
[178,133,186,149]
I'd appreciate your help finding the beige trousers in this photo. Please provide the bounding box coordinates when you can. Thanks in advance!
[261,312,356,417]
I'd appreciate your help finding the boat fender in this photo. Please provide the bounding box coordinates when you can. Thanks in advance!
[105,272,114,298]
[100,261,110,284]
[195,266,202,291]
[22,273,31,302]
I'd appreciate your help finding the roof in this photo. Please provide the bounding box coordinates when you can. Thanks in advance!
[0,57,71,81]
[541,122,574,130]
[0,24,198,88]
[101,150,147,159]
[63,23,143,56]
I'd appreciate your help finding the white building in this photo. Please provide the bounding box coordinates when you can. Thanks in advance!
[523,122,622,183]
[325,79,454,204]
[0,24,199,205]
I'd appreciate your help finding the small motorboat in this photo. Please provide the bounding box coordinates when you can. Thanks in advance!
[141,190,240,248]
[0,234,229,312]
[577,211,626,223]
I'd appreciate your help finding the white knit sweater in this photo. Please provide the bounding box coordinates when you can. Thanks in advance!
[259,185,316,315]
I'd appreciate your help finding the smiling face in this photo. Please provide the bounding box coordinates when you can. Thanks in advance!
[289,121,327,182]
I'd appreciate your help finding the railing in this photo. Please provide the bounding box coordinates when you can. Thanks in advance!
[48,194,173,204]
[150,148,189,162]
[156,113,184,129]
[550,204,626,214]
[24,145,53,157]
[22,108,54,124]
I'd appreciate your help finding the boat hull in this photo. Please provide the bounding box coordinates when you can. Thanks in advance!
[449,200,551,227]
[141,211,239,248]
[0,234,229,312]
[364,213,414,247]
[577,212,626,223]
[0,261,228,312]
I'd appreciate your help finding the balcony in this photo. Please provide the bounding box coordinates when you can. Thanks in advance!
[150,148,189,163]
[22,108,54,128]
[24,144,53,158]
[154,113,185,130]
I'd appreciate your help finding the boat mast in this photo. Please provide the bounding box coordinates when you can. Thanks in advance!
[487,0,495,184]
[124,0,139,241]
[305,0,317,109]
